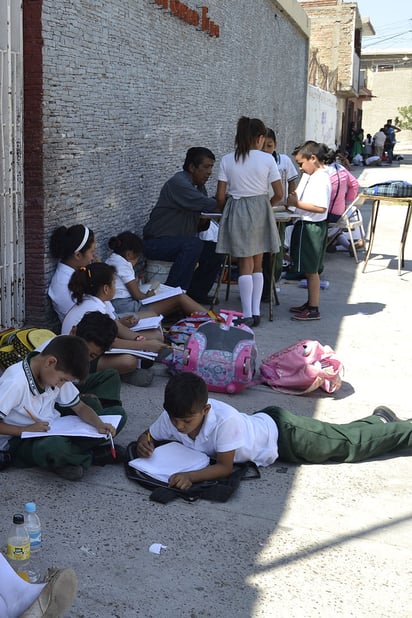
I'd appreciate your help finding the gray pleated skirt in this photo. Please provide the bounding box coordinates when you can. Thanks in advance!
[216,194,280,257]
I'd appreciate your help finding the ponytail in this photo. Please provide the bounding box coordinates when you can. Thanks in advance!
[68,262,115,304]
[234,116,267,161]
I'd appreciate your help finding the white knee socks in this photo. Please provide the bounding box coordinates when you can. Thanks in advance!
[238,274,253,317]
[251,272,264,316]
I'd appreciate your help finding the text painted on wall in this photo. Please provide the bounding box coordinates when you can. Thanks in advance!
[152,1,220,38]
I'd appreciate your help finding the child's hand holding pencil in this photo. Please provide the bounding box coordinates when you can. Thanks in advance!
[136,429,154,458]
[23,406,50,433]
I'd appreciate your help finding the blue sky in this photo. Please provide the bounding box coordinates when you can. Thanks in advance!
[355,0,412,50]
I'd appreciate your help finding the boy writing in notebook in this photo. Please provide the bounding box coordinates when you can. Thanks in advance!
[0,335,119,481]
[136,373,412,490]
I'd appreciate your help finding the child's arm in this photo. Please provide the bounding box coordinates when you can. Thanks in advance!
[125,279,156,302]
[286,191,327,214]
[0,419,50,437]
[270,179,284,206]
[216,180,227,210]
[71,401,116,436]
[168,450,236,490]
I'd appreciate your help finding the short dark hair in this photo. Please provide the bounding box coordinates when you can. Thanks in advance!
[40,335,90,381]
[292,140,330,162]
[163,372,208,419]
[75,312,118,351]
[108,231,144,258]
[183,147,215,171]
[265,128,277,142]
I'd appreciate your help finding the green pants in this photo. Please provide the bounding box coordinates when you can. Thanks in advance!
[9,369,127,470]
[260,406,412,463]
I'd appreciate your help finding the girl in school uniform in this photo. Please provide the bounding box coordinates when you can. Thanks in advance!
[216,116,283,327]
[286,141,332,321]
[61,262,168,386]
[105,231,206,317]
[48,224,97,322]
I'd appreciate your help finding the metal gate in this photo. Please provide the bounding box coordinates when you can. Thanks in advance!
[0,0,24,329]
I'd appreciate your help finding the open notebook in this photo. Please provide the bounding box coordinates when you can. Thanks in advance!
[139,283,184,305]
[21,414,122,439]
[128,442,210,483]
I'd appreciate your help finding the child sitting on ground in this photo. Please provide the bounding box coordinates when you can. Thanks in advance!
[61,262,169,386]
[0,335,120,481]
[136,372,412,490]
[105,231,207,317]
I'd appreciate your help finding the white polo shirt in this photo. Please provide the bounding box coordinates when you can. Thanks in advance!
[219,150,281,198]
[149,398,279,467]
[105,253,135,300]
[48,262,76,322]
[61,295,117,334]
[0,355,80,451]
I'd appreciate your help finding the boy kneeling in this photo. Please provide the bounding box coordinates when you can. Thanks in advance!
[136,373,412,489]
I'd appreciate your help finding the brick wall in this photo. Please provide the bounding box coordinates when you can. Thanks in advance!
[24,0,309,324]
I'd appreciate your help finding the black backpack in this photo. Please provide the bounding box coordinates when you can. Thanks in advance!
[124,441,260,504]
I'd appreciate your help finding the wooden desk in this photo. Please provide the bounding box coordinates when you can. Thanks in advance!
[359,194,412,275]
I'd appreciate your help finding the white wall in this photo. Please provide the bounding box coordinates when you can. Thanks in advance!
[306,85,338,147]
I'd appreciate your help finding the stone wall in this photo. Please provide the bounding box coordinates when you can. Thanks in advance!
[24,0,309,324]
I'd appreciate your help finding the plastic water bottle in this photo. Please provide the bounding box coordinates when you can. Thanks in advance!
[7,513,31,581]
[24,502,42,552]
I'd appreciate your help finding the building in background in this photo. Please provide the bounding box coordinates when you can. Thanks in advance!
[299,0,374,149]
[360,49,412,150]
[1,0,309,328]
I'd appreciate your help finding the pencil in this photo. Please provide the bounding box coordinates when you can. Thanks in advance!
[23,406,40,423]
[147,431,151,444]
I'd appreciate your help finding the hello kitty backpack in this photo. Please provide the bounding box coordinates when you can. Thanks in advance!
[172,310,257,394]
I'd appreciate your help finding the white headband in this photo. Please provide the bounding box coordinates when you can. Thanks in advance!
[74,226,90,253]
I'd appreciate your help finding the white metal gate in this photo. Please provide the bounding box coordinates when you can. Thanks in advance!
[0,0,24,328]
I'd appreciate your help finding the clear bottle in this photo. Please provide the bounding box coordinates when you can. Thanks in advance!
[24,502,42,552]
[7,513,31,582]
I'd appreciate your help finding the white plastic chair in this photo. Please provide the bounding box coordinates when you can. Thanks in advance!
[327,200,365,263]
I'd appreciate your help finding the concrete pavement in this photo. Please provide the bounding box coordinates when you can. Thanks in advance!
[1,156,411,618]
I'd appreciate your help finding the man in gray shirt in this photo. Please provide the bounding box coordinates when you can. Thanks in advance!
[143,147,223,303]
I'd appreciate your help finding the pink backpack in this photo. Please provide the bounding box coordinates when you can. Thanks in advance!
[260,340,343,395]
[171,310,257,394]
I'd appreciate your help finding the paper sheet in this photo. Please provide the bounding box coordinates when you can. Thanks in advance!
[139,284,184,305]
[21,414,122,439]
[128,442,210,483]
[105,348,157,360]
[131,315,163,331]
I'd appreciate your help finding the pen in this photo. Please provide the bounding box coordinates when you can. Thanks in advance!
[108,433,116,460]
[23,406,40,423]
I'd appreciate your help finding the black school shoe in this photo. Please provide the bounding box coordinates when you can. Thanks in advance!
[372,406,411,423]
[92,443,127,466]
[0,451,12,471]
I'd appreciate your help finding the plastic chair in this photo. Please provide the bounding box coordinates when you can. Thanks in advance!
[327,202,365,263]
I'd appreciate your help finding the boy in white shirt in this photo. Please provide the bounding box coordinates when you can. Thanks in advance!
[135,373,412,490]
[0,336,117,480]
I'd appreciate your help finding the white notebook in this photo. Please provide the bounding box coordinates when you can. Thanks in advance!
[139,283,184,305]
[21,414,122,439]
[131,315,163,331]
[128,442,210,483]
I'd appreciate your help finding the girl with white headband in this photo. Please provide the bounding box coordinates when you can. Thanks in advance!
[48,224,97,322]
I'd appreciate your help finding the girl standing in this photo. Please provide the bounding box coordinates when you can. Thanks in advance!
[105,231,206,317]
[216,116,283,326]
[286,141,331,321]
[48,225,97,322]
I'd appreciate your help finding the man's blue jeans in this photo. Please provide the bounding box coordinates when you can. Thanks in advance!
[144,236,223,299]
[144,236,204,290]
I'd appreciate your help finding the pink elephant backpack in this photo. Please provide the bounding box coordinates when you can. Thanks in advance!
[172,310,258,394]
[260,340,343,395]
